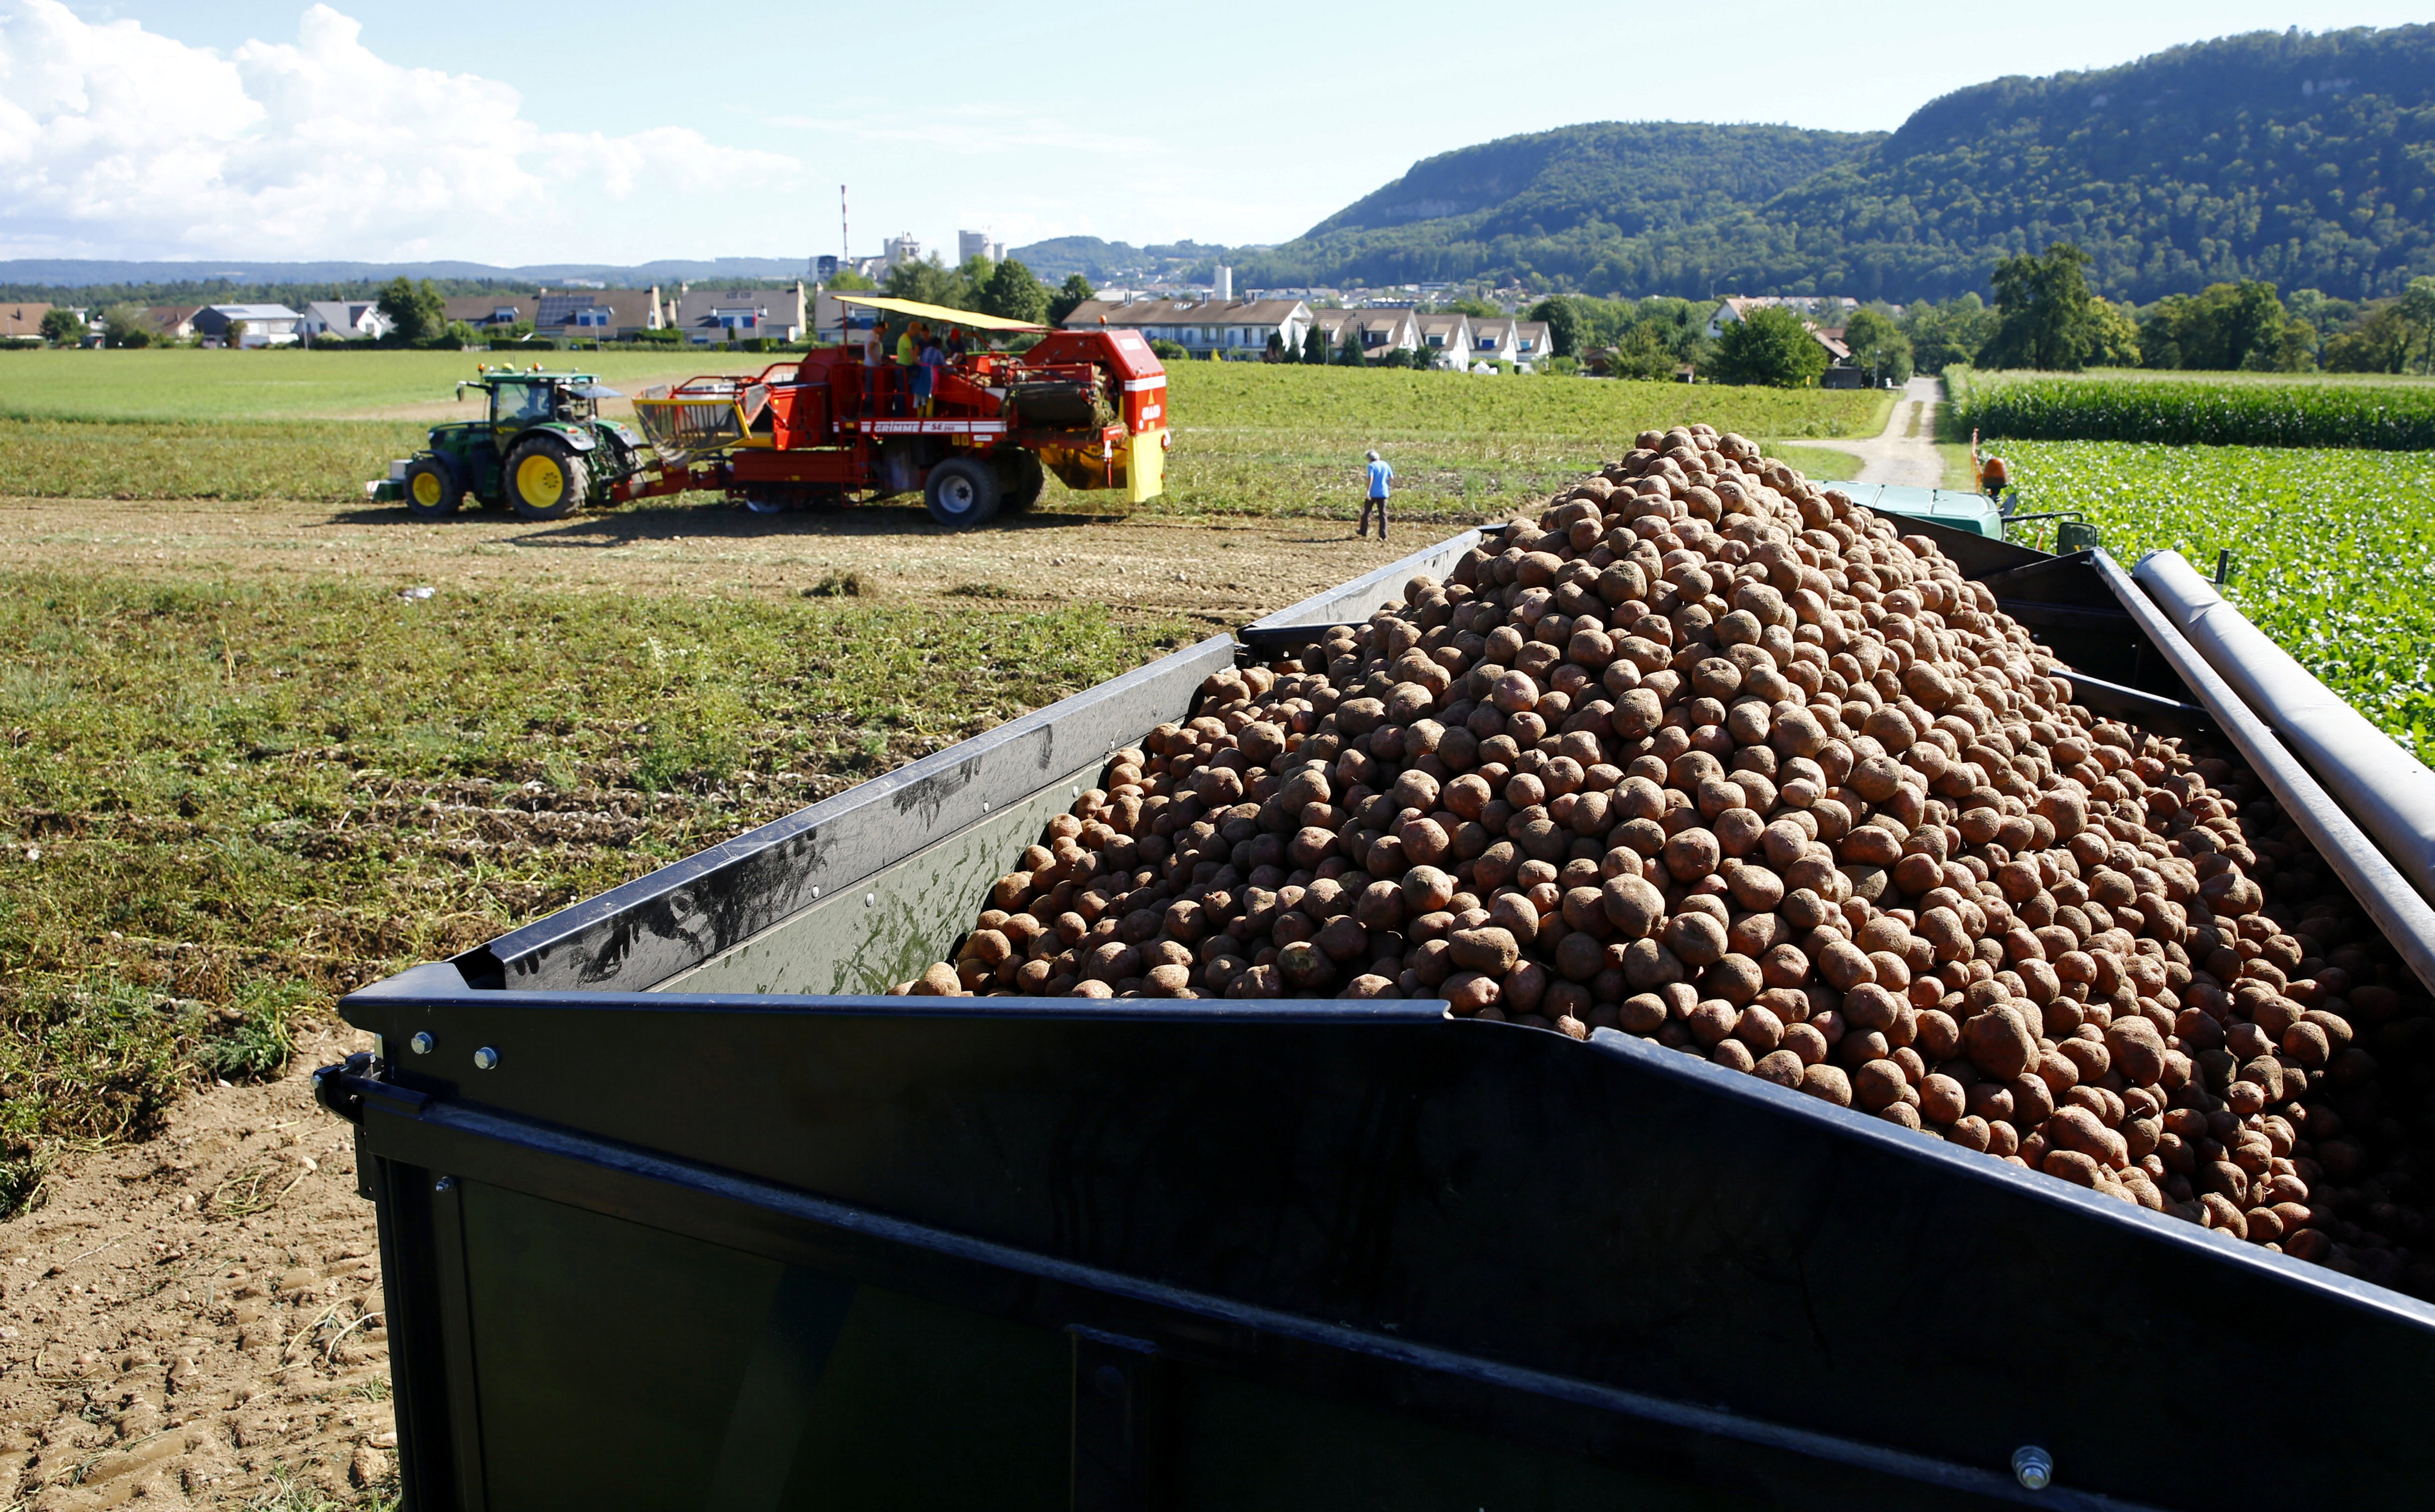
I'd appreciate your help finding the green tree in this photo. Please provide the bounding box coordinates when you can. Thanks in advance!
[1440,296,1500,319]
[222,319,248,347]
[376,277,448,344]
[39,307,84,344]
[1046,273,1097,326]
[1302,322,1328,364]
[979,258,1049,324]
[1337,328,1366,366]
[2084,299,2142,368]
[1526,296,1582,357]
[1605,323,1680,381]
[1709,306,1827,387]
[2403,277,2435,373]
[825,268,878,292]
[2323,301,2419,372]
[1901,293,1997,375]
[1982,243,2097,370]
[884,255,979,312]
[1842,306,1913,383]
[100,305,154,348]
[1267,331,1290,364]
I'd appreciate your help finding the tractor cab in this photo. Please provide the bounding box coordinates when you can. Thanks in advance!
[464,370,622,440]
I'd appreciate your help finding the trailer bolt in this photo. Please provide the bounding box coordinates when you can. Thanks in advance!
[810,887,820,900]
[434,1176,455,1193]
[2012,1446,2052,1490]
[865,892,876,908]
[473,1046,500,1071]
[410,1032,434,1055]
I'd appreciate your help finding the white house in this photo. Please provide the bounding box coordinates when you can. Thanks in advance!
[1063,298,1312,357]
[674,285,806,345]
[1414,312,1473,369]
[1705,295,1860,340]
[1468,316,1556,370]
[193,304,302,347]
[1310,308,1422,359]
[299,301,391,342]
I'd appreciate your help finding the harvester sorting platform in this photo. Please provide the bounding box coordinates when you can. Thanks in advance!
[367,295,1169,528]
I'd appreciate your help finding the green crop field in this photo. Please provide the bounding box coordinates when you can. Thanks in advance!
[0,572,1190,1211]
[0,347,712,421]
[1948,366,2435,450]
[0,350,1890,517]
[2000,439,2435,764]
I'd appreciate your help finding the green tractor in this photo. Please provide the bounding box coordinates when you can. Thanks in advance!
[369,369,654,520]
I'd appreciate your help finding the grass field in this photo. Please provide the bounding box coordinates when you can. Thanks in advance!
[0,574,1190,1211]
[0,350,1892,517]
[1948,365,2435,450]
[2001,439,2435,764]
[0,347,712,421]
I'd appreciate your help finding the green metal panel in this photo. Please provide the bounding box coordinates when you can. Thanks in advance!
[654,757,1111,995]
[1838,483,2005,540]
[456,1180,1068,1510]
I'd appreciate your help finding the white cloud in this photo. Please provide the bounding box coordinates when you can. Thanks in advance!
[0,1,800,262]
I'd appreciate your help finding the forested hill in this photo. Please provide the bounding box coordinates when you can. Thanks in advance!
[1235,24,2435,301]
[1306,123,1879,239]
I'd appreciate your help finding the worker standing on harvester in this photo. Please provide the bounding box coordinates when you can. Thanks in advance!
[1360,449,1393,541]
[1971,429,2012,501]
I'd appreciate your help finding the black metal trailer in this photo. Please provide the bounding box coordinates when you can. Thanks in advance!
[318,522,2435,1512]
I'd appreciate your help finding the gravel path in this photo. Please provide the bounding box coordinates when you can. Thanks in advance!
[1806,374,1947,488]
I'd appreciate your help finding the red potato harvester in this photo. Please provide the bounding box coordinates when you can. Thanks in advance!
[625,294,1170,527]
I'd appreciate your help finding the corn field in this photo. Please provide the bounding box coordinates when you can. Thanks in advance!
[1948,368,2435,450]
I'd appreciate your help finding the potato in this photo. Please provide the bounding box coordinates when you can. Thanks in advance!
[909,431,2435,1290]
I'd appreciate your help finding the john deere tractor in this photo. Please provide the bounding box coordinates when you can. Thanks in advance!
[370,369,654,520]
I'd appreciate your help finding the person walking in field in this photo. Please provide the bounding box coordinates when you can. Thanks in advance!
[1360,448,1394,540]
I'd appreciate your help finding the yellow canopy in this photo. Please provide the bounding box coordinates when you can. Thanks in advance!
[831,293,1045,333]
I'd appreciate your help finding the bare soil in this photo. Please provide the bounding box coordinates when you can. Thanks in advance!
[0,1025,391,1510]
[0,495,1438,628]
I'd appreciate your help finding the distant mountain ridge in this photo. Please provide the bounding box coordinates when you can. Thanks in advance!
[1237,24,2435,301]
[0,257,809,290]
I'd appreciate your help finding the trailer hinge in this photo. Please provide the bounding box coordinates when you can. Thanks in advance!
[312,1052,430,1126]
[1070,1327,1166,1512]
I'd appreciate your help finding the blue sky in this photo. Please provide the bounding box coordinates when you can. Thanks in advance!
[6,0,2427,265]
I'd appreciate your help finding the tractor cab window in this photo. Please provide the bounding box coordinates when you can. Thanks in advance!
[551,386,593,422]
[493,384,551,426]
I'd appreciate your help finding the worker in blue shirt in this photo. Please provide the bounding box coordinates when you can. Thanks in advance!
[1360,449,1393,541]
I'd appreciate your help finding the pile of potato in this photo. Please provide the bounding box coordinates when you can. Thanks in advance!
[901,425,2435,1293]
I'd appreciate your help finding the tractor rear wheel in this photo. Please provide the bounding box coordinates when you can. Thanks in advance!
[504,438,589,520]
[923,457,1000,529]
[401,458,463,520]
[994,450,1045,514]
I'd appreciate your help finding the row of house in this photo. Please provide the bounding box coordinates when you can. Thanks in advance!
[442,285,806,345]
[1055,298,1554,369]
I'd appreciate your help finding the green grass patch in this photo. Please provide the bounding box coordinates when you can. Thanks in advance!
[0,415,427,500]
[2000,440,2435,764]
[1762,443,1865,482]
[1947,366,2435,450]
[1117,364,1892,525]
[0,573,1191,1213]
[0,347,716,422]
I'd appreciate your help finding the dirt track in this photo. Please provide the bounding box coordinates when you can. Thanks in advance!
[0,495,1455,626]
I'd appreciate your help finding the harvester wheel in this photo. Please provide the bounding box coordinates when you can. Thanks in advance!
[994,450,1045,514]
[504,438,588,520]
[923,457,1000,529]
[401,458,463,520]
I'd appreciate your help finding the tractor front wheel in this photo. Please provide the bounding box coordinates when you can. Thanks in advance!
[923,457,1001,529]
[504,438,589,520]
[401,458,463,520]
